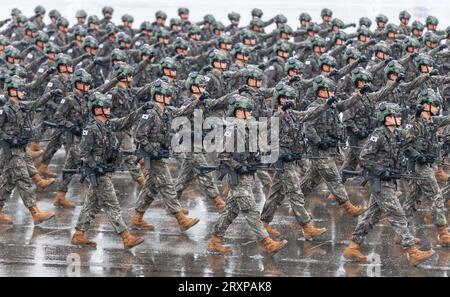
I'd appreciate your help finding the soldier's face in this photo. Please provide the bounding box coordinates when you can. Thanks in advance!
[90,23,99,30]
[231,20,239,25]
[213,61,228,71]
[37,41,45,49]
[420,65,431,73]
[277,50,289,59]
[159,37,170,45]
[172,25,182,32]
[387,32,396,39]
[235,109,252,120]
[323,16,331,22]
[279,97,287,105]
[236,53,249,62]
[425,41,437,49]
[214,29,223,36]
[9,89,24,99]
[59,26,68,33]
[164,96,172,105]
[190,34,201,41]
[359,35,368,42]
[389,73,398,82]
[385,115,401,127]
[322,64,331,73]
[220,43,232,51]
[7,57,20,65]
[281,32,290,40]
[77,17,86,24]
[104,13,113,19]
[248,78,262,88]
[180,13,189,21]
[288,70,302,78]
[412,29,422,37]
[300,20,309,27]
[124,21,133,28]
[244,38,256,46]
[427,24,437,31]
[156,18,166,26]
[163,68,177,78]
[376,51,388,60]
[335,39,343,45]
[76,82,91,92]
[318,89,334,98]
[176,48,188,55]
[377,22,386,28]
[86,47,97,56]
[401,19,409,26]
[76,35,85,42]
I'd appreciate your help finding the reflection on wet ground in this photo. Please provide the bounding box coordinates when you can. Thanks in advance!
[0,150,449,277]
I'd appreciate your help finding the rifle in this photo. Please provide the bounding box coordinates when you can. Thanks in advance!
[125,149,192,171]
[43,121,81,146]
[62,164,130,187]
[199,162,239,189]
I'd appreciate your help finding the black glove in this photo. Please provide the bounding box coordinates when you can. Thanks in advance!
[174,54,185,60]
[357,55,367,64]
[94,166,105,176]
[199,91,210,101]
[27,45,37,52]
[235,164,250,174]
[425,154,436,163]
[289,75,301,83]
[326,96,337,106]
[415,104,424,116]
[46,66,57,75]
[380,170,394,181]
[142,101,154,110]
[281,153,295,162]
[329,69,339,77]
[6,138,20,147]
[70,125,83,136]
[270,56,279,63]
[281,101,294,111]
[51,89,64,98]
[318,141,329,150]
[396,73,405,82]
[345,39,353,46]
[385,57,393,64]
[360,84,373,94]
[430,69,439,76]
[254,45,262,51]
[355,130,368,139]
[239,84,250,94]
[94,58,104,65]
[149,150,160,159]
[415,155,428,165]
[410,52,419,59]
[257,64,266,70]
[202,65,213,73]
[439,44,448,50]
[304,44,312,51]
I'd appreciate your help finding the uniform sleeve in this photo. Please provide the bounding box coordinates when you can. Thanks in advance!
[359,132,385,175]
[135,112,157,153]
[80,127,96,169]
[53,97,73,128]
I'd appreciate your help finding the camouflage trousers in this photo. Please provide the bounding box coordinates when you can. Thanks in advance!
[352,180,416,248]
[41,129,65,166]
[340,137,366,172]
[213,173,269,240]
[135,159,182,214]
[174,152,219,199]
[0,153,37,209]
[117,132,140,181]
[300,156,349,204]
[57,137,81,192]
[75,173,127,234]
[403,163,447,230]
[260,162,311,225]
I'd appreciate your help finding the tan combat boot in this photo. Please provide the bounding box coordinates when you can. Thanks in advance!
[207,235,232,254]
[32,174,55,190]
[213,196,225,213]
[174,211,199,231]
[53,191,76,209]
[435,167,449,182]
[130,210,155,230]
[343,241,367,262]
[0,207,12,225]
[120,230,145,249]
[71,230,97,248]
[28,205,55,225]
[262,221,281,238]
[136,175,145,189]
[342,201,365,217]
[38,164,57,178]
[406,245,435,266]
[438,226,450,246]
[302,222,327,240]
[260,237,288,256]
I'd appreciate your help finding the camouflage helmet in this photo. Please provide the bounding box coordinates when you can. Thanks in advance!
[227,95,253,117]
[446,26,450,38]
[306,22,320,33]
[251,8,263,18]
[188,25,202,36]
[333,30,348,43]
[231,43,251,58]
[284,57,305,75]
[56,17,69,28]
[151,79,173,99]
[88,15,100,25]
[299,13,312,22]
[139,44,157,58]
[55,53,73,68]
[11,8,22,17]
[228,12,240,21]
[16,14,28,24]
[311,37,327,48]
[3,75,25,93]
[203,14,215,24]
[343,47,362,63]
[24,22,38,33]
[377,101,401,123]
[359,17,372,28]
[402,37,420,52]
[111,48,127,62]
[426,16,439,26]
[278,24,293,35]
[385,23,399,34]
[44,42,61,54]
[102,6,114,15]
[411,21,425,32]
[159,57,178,71]
[75,10,87,19]
[33,31,49,44]
[0,35,10,46]
[413,47,433,69]
[73,26,87,37]
[274,14,287,24]
[72,68,93,86]
[34,5,46,16]
[8,65,27,79]
[212,21,226,33]
[217,35,233,48]
[384,60,405,77]
[243,65,264,82]
[313,75,336,94]
[321,8,333,18]
[178,7,189,15]
[373,41,392,55]
[113,63,134,78]
[156,28,171,39]
[240,30,257,43]
[48,9,61,19]
[170,18,182,28]
[417,88,442,107]
[357,26,372,37]
[331,18,345,29]
[351,67,373,85]
[173,37,189,50]
[82,36,99,49]
[105,23,118,36]
[4,45,22,59]
[116,32,132,46]
[122,14,134,23]
[318,54,337,69]
[274,41,292,55]
[375,14,388,24]
[185,71,209,91]
[399,10,411,20]
[140,21,153,32]
[274,83,297,105]
[89,92,112,115]
[423,32,439,45]
[249,19,264,30]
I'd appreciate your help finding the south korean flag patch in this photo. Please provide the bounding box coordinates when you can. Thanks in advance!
[82,130,89,136]
[369,135,378,143]
[47,82,53,88]
[142,114,149,120]
[405,124,412,130]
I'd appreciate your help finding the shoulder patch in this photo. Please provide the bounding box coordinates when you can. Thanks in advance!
[99,44,104,48]
[27,53,33,59]
[38,68,44,73]
[82,130,89,136]
[135,41,141,47]
[224,130,232,137]
[11,33,16,38]
[47,82,53,88]
[60,99,65,104]
[405,124,412,129]
[268,66,275,71]
[107,94,112,99]
[142,114,149,119]
[77,62,82,67]
[0,109,3,115]
[43,27,48,32]
[325,37,330,41]
[305,60,311,65]
[49,36,55,41]
[67,49,73,54]
[369,135,378,142]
